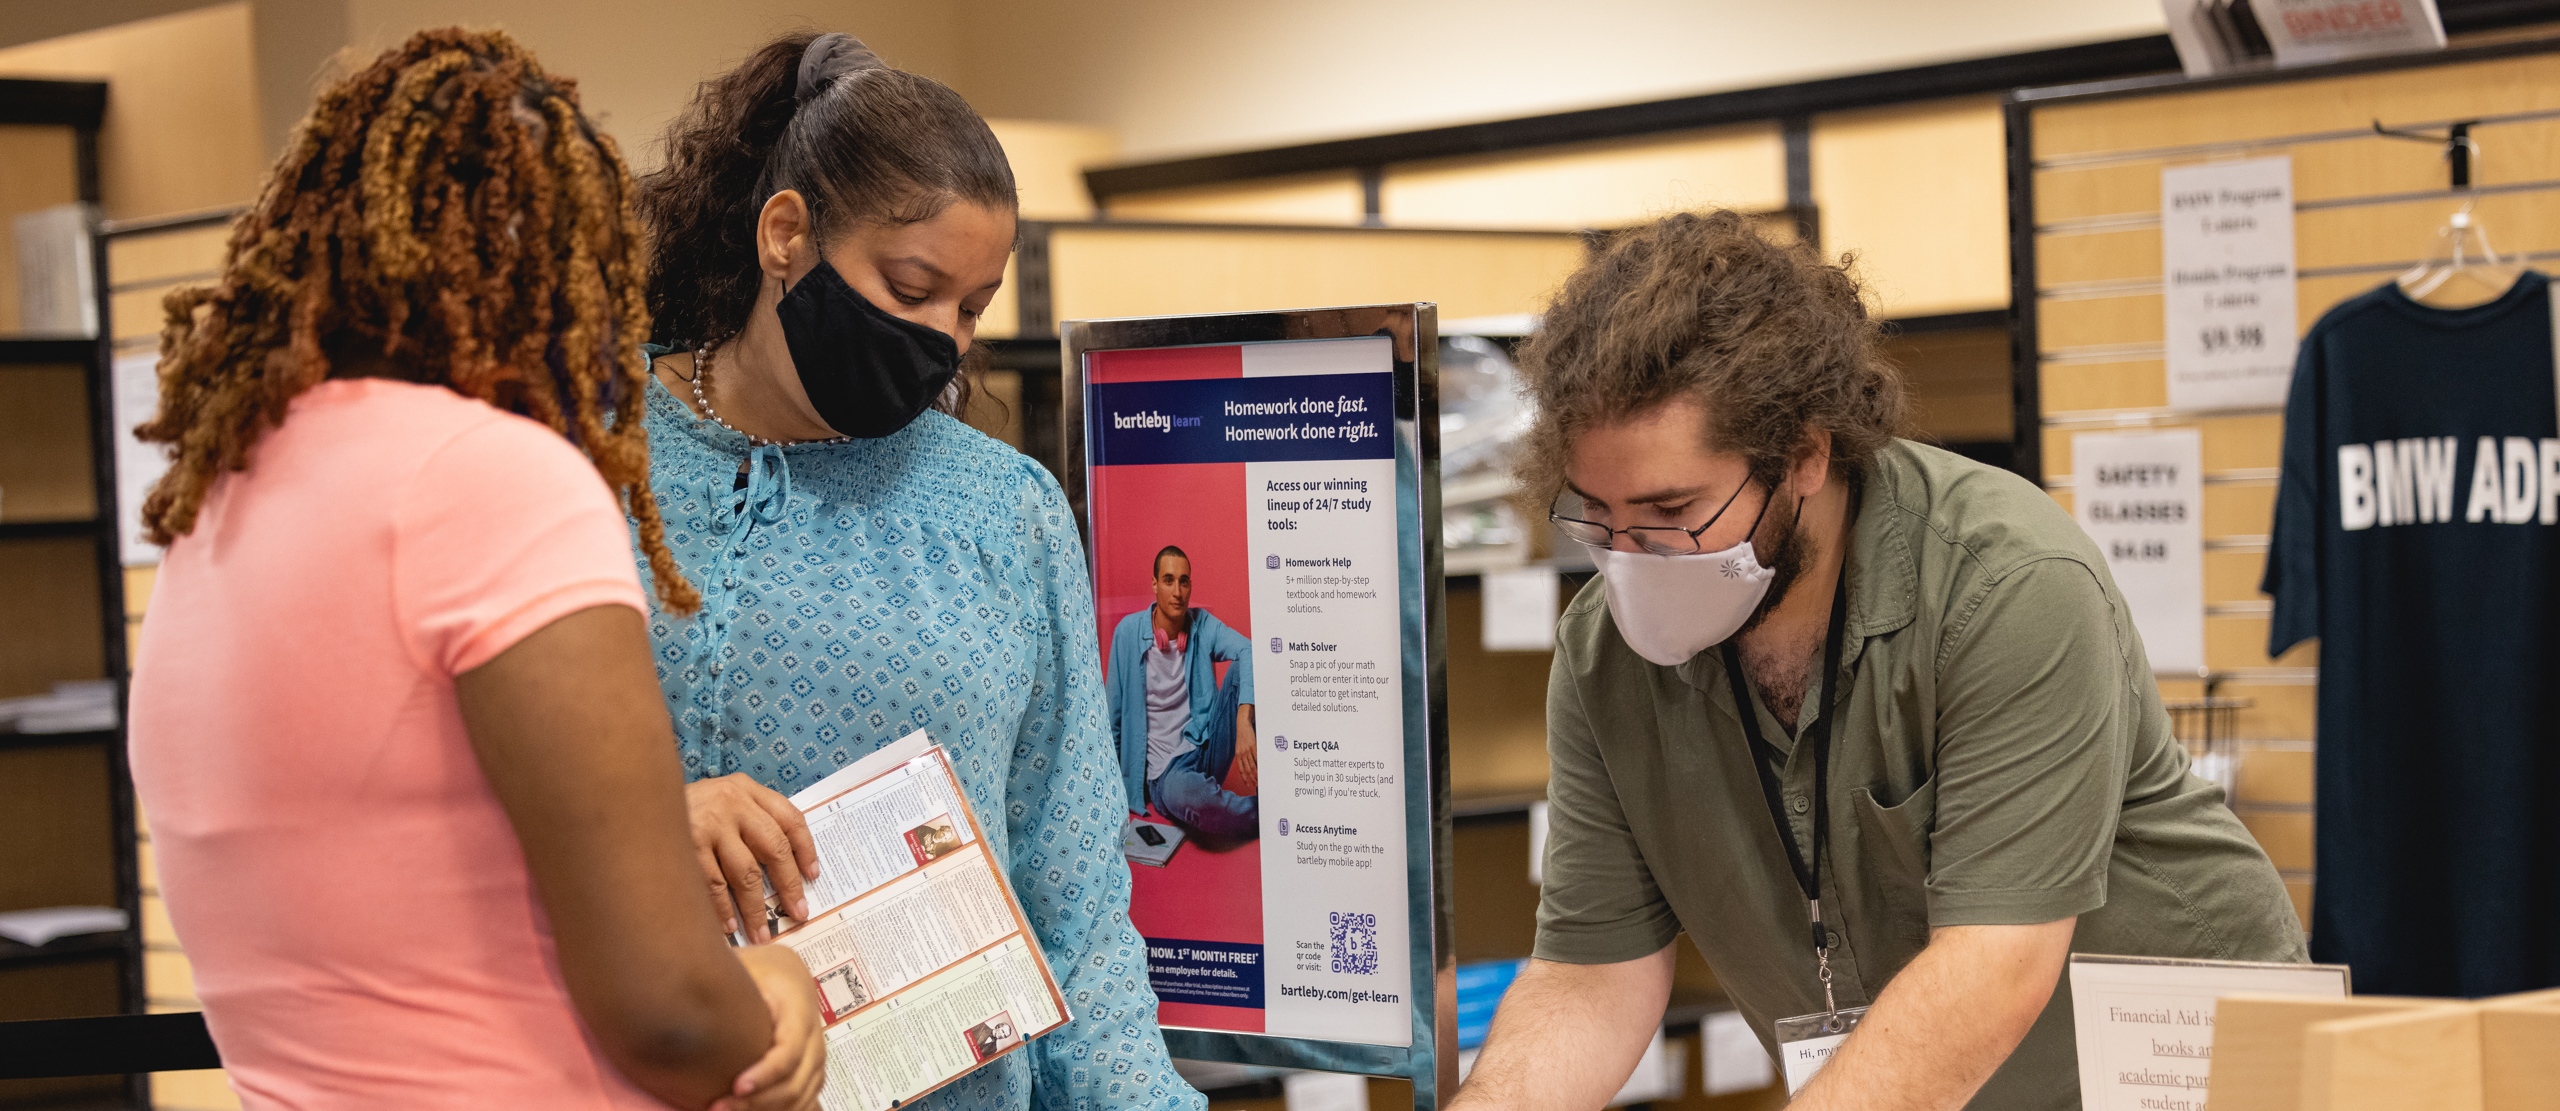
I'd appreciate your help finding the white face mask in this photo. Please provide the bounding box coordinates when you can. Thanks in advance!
[1589,539,1777,665]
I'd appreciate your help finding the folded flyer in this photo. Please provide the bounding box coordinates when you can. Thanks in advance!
[746,731,1070,1111]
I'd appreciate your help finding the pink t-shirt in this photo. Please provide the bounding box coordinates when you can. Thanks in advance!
[129,379,664,1109]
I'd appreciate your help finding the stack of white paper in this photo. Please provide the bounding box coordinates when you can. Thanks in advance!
[0,906,128,946]
[0,680,119,734]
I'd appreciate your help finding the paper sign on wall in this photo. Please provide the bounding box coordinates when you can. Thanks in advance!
[2068,954,2350,1111]
[2073,430,2206,676]
[2162,157,2297,412]
[1479,568,1558,652]
[112,353,171,566]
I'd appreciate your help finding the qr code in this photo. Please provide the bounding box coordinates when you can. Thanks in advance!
[1329,911,1378,975]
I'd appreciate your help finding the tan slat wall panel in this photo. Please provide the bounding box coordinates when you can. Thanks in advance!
[2206,547,2271,602]
[0,365,98,522]
[1048,226,1586,324]
[145,947,197,1004]
[1380,124,1785,231]
[2239,747,2315,806]
[142,892,177,946]
[2042,415,2286,477]
[2043,360,2171,411]
[1811,96,2010,317]
[2209,615,2320,670]
[148,1069,240,1111]
[2301,190,2560,269]
[2160,678,2320,742]
[128,564,155,665]
[2016,52,2560,919]
[2039,227,2162,287]
[1105,171,1367,226]
[2241,811,2315,872]
[2032,52,2560,161]
[2035,117,2560,225]
[2204,483,2279,537]
[0,124,82,336]
[2039,213,2560,304]
[2225,683,2318,740]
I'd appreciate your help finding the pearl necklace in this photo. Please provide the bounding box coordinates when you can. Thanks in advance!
[690,342,852,448]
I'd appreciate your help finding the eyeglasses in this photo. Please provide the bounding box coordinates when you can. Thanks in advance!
[1550,479,1765,556]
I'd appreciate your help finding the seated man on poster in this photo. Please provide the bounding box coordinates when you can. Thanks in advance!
[1107,545,1259,845]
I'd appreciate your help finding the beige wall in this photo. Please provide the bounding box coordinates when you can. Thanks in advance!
[337,0,967,173]
[956,0,2166,161]
[2,1,2172,221]
[0,1,996,215]
[0,4,266,220]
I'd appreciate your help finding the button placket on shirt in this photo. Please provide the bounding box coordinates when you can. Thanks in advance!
[692,444,791,684]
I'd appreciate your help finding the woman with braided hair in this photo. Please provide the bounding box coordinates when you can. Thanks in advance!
[127,30,823,1110]
[632,30,1203,1111]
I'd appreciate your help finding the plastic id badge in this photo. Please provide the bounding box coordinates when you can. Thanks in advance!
[1773,1005,1868,1094]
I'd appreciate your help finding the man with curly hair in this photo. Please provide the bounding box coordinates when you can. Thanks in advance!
[1449,211,2303,1111]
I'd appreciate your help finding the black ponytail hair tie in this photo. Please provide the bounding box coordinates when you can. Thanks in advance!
[796,32,882,107]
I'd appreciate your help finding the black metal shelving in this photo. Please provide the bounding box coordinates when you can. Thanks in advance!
[0,76,145,1110]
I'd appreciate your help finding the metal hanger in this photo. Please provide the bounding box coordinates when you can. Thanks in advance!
[2375,119,2525,304]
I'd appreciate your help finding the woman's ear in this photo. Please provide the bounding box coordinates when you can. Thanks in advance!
[755,190,813,283]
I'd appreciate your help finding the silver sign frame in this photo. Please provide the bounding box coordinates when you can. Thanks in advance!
[1061,304,1451,1109]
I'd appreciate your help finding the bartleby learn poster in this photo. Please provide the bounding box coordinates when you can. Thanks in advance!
[1085,336,1413,1047]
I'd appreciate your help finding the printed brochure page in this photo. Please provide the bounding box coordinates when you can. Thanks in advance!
[747,731,1070,1111]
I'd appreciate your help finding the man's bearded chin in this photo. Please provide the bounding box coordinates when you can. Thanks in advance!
[1734,490,1807,639]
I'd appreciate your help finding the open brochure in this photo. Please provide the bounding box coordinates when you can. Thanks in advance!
[736,731,1070,1111]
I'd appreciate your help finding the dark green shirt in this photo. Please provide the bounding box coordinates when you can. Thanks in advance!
[1534,440,2304,1110]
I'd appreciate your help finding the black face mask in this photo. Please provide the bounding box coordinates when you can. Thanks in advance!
[774,260,960,438]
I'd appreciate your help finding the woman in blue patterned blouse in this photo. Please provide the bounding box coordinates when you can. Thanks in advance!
[625,30,1202,1111]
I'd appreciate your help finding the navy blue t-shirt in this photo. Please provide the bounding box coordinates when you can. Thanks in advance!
[2264,272,2560,997]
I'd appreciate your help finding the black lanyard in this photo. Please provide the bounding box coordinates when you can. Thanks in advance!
[1721,568,1851,960]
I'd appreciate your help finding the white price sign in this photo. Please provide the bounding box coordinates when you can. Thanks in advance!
[2073,430,2205,676]
[2067,954,2350,1111]
[2259,0,2445,66]
[2162,157,2297,412]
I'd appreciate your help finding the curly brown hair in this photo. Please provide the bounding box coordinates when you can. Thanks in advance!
[637,30,1015,354]
[1513,209,1908,503]
[135,28,699,613]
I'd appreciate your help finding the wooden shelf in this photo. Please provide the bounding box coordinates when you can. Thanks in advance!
[0,520,103,542]
[0,337,97,365]
[0,728,118,754]
[1451,790,1546,824]
[0,929,128,971]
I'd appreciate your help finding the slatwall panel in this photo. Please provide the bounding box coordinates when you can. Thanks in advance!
[2021,45,2560,930]
[104,218,243,1111]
